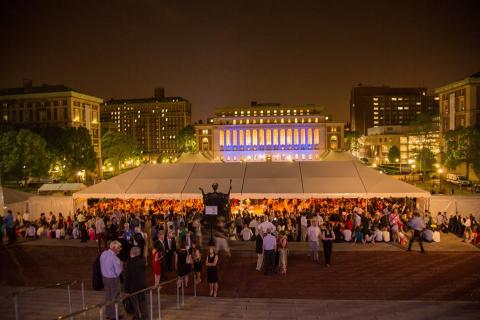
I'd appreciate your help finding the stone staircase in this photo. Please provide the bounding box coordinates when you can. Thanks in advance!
[1,286,479,320]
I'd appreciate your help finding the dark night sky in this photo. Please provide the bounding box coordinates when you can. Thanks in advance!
[1,0,479,123]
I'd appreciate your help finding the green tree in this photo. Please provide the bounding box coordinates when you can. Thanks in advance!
[102,131,140,172]
[415,147,436,177]
[176,125,197,154]
[388,145,401,164]
[63,127,97,176]
[34,126,70,176]
[444,126,480,179]
[15,129,50,180]
[0,131,19,184]
[344,131,361,154]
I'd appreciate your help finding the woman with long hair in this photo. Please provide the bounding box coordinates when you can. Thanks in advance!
[205,246,219,297]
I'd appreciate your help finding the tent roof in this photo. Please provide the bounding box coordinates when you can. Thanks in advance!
[38,183,86,192]
[74,157,430,200]
[0,187,34,204]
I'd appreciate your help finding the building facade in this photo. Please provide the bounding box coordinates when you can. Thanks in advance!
[350,86,438,136]
[362,126,439,165]
[435,72,480,142]
[435,72,480,181]
[0,83,103,172]
[195,102,343,162]
[101,88,191,158]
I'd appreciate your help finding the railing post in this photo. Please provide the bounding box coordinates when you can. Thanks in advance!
[157,286,161,320]
[115,303,119,320]
[181,277,185,307]
[99,306,104,320]
[176,278,180,309]
[149,289,153,320]
[67,284,73,314]
[81,281,85,312]
[14,294,19,320]
[193,272,197,297]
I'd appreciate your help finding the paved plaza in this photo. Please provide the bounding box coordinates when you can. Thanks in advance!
[1,235,479,319]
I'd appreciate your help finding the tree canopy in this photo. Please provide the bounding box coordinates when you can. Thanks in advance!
[444,126,480,179]
[388,145,400,164]
[102,131,140,172]
[176,125,197,154]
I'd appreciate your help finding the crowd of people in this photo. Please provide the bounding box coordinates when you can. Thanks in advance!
[1,197,480,318]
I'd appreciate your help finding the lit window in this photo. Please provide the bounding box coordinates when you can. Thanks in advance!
[314,128,319,144]
[252,129,258,145]
[294,129,299,144]
[307,128,313,144]
[287,129,292,145]
[233,130,237,146]
[280,129,286,145]
[245,130,251,146]
[259,129,264,145]
[219,130,224,146]
[266,129,272,145]
[239,130,244,145]
[373,97,379,101]
[391,97,397,101]
[273,129,279,145]
[301,129,306,144]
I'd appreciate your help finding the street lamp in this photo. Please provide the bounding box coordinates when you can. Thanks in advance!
[411,164,416,182]
[438,168,444,192]
[395,158,401,174]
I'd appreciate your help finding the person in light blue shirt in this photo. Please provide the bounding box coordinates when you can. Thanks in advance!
[407,212,426,253]
[100,240,123,319]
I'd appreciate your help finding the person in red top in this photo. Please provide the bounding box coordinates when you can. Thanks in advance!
[152,241,163,285]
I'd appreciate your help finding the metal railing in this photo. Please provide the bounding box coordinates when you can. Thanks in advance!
[2,280,85,320]
[55,271,197,320]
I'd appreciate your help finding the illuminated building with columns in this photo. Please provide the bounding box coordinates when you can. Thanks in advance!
[195,102,343,162]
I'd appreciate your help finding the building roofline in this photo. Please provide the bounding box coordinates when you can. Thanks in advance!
[435,73,480,93]
[104,97,189,105]
[0,85,103,103]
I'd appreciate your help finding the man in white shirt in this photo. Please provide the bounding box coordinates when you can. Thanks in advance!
[262,228,277,275]
[249,218,258,236]
[257,216,275,236]
[307,219,320,262]
[240,224,253,241]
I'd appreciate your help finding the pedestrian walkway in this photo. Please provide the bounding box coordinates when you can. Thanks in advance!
[0,286,479,320]
[15,232,479,252]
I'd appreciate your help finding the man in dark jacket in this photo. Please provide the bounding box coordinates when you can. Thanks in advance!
[124,246,146,320]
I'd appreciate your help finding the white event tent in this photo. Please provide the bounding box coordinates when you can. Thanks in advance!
[73,161,430,200]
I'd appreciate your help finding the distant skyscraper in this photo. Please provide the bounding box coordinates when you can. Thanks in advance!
[350,86,438,136]
[195,102,343,162]
[101,88,191,158]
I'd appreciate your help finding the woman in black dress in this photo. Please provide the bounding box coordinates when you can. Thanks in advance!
[175,242,189,288]
[205,246,219,297]
[193,247,202,285]
[320,223,336,267]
